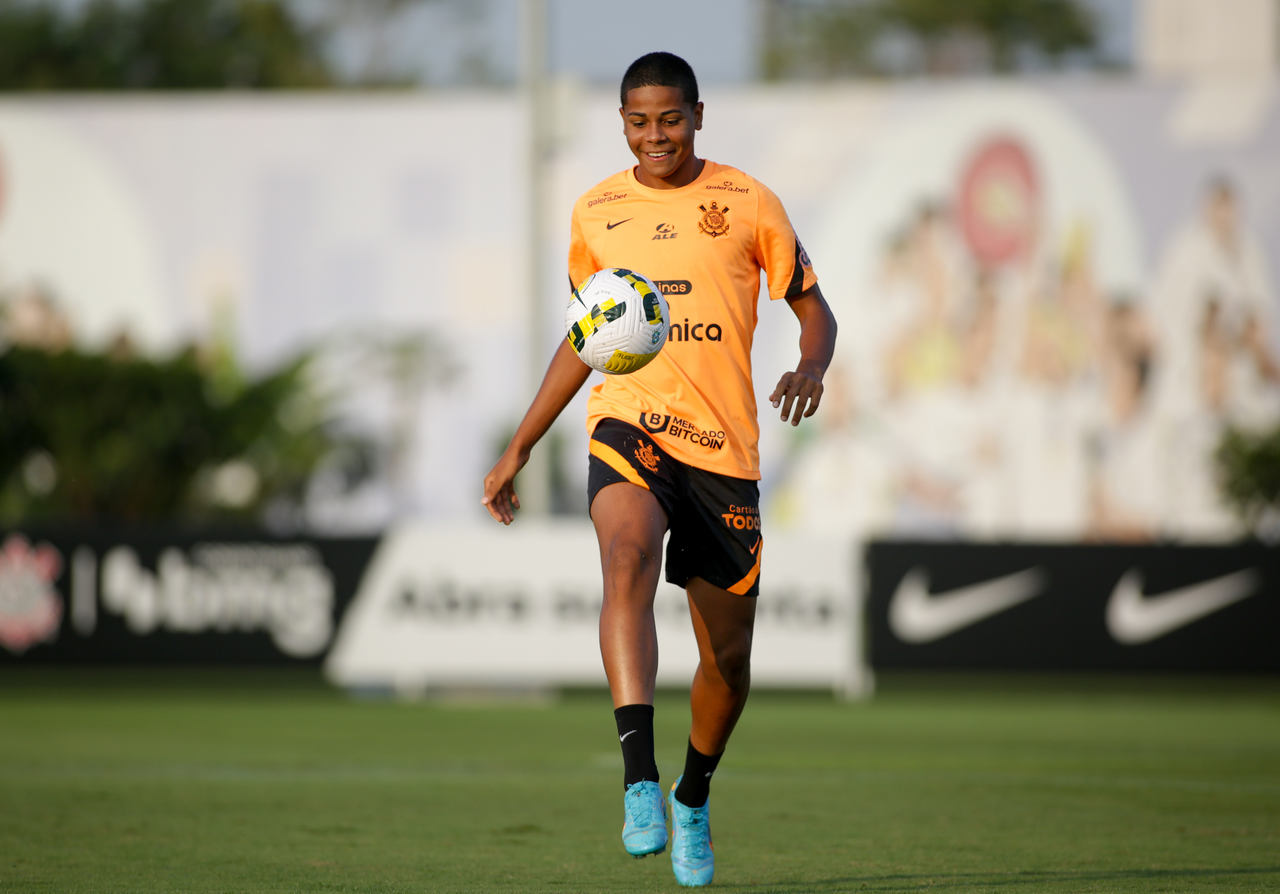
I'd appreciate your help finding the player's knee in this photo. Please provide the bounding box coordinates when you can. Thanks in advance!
[600,536,662,586]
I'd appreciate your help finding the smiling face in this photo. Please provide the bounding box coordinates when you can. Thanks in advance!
[620,85,703,189]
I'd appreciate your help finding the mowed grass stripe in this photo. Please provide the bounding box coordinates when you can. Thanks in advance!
[0,671,1276,894]
[3,765,1277,798]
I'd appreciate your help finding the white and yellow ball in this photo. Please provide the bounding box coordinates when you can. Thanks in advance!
[565,268,669,375]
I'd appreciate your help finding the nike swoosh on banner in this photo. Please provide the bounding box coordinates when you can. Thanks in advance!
[1105,568,1259,645]
[888,567,1045,644]
[606,218,633,230]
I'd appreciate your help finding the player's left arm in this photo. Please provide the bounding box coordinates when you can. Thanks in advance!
[771,283,837,425]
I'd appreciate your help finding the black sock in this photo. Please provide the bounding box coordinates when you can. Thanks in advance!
[614,704,659,788]
[674,740,722,807]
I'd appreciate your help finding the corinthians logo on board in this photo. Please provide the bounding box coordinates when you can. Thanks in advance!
[0,534,64,654]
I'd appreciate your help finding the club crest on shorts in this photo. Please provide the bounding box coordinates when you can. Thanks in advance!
[634,442,661,473]
[698,201,730,238]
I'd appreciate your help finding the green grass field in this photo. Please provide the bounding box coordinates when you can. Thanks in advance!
[1,670,1277,893]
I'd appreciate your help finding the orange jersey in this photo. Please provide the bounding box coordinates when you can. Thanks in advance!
[568,160,818,479]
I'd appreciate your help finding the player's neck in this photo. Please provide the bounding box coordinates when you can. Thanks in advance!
[635,156,705,190]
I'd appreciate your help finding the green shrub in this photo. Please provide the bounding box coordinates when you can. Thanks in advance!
[1215,423,1280,536]
[0,342,370,526]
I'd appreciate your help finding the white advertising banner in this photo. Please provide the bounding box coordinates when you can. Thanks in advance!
[324,521,871,696]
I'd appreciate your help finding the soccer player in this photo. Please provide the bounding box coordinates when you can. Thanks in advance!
[482,51,836,887]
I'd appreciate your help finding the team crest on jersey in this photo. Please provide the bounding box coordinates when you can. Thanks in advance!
[697,201,730,238]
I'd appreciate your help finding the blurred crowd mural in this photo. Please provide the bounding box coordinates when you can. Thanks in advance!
[0,80,1277,540]
[766,87,1279,544]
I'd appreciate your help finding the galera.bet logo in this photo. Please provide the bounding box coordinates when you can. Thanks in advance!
[0,534,64,654]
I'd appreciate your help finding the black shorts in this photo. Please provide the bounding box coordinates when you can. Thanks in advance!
[587,418,762,598]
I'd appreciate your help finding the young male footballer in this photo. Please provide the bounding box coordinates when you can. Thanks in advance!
[482,51,836,887]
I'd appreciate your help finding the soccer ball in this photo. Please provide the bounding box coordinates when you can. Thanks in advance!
[565,267,669,375]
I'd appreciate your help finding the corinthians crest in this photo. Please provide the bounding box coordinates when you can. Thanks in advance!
[0,534,63,654]
[634,442,660,473]
[697,201,730,238]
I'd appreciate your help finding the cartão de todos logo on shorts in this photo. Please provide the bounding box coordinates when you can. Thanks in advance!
[721,503,760,531]
[0,534,64,654]
[639,413,727,452]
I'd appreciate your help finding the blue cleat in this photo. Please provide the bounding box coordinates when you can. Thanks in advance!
[621,780,668,857]
[669,776,714,886]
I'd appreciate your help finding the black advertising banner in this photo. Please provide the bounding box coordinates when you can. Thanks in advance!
[865,540,1280,671]
[0,528,380,665]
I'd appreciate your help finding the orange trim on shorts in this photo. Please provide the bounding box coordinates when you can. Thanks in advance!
[589,439,650,490]
[726,536,763,596]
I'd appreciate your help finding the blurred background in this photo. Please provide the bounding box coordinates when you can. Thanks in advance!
[1,0,1277,690]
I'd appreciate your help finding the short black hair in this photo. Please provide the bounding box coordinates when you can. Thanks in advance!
[620,52,699,107]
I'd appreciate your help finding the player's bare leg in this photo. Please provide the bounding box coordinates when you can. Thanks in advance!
[685,577,755,757]
[591,481,668,706]
[591,481,670,857]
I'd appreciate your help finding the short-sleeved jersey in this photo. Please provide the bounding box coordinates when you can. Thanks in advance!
[568,160,818,479]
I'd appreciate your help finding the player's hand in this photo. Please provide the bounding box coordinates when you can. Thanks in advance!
[481,448,527,525]
[770,370,824,426]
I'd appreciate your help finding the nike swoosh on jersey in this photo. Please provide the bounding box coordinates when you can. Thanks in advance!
[606,218,633,230]
[888,567,1045,643]
[1105,568,1259,645]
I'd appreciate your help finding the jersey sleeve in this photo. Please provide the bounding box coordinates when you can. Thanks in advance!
[567,203,600,293]
[754,181,818,302]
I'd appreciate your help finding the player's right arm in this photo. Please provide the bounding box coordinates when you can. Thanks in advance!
[482,340,592,525]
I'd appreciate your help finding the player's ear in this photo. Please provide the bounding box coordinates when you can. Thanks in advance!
[693,101,704,131]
